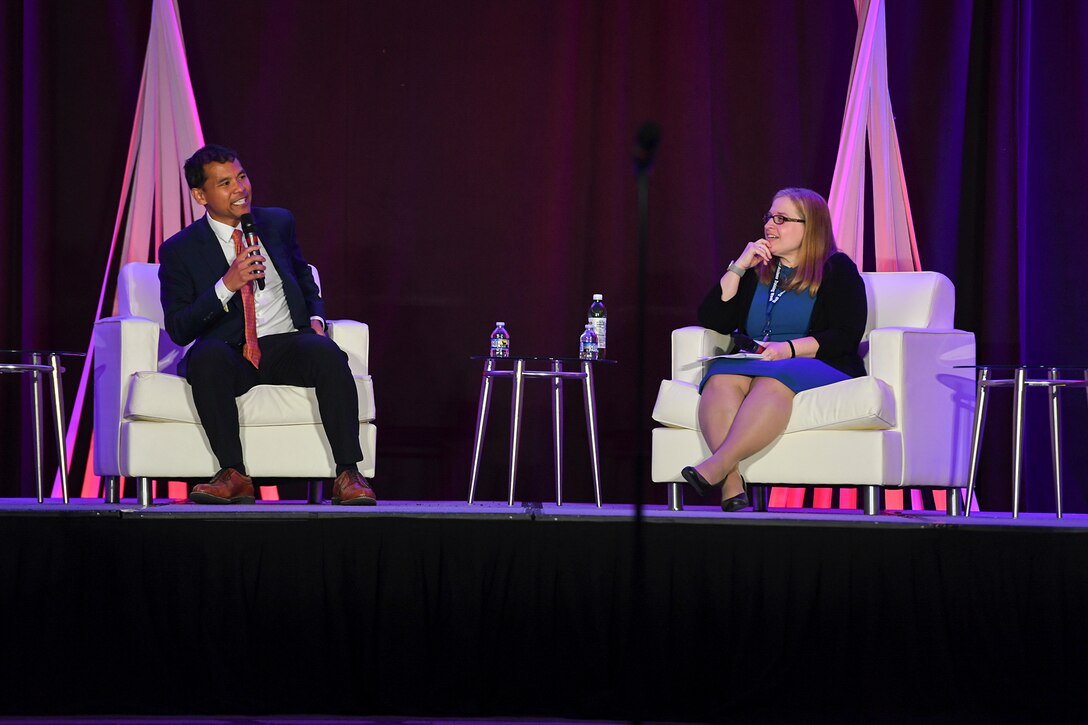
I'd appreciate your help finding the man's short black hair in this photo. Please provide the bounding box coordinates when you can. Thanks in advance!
[184,144,239,189]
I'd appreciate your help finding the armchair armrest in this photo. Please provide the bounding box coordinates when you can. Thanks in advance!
[92,316,161,476]
[326,319,369,376]
[867,327,976,486]
[670,326,733,385]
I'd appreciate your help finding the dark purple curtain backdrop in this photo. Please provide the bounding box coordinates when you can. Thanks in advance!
[3,0,1086,512]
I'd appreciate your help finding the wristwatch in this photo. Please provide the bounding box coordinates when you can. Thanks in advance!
[727,260,747,277]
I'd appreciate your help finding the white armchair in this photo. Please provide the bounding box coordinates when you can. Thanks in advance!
[651,271,975,514]
[93,262,376,504]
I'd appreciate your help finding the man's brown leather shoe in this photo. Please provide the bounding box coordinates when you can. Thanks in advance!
[190,468,256,504]
[332,469,377,505]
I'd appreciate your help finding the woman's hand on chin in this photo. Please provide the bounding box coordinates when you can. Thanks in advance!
[737,239,773,269]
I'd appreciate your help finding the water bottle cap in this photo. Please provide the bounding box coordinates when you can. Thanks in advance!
[592,294,603,300]
[495,322,505,326]
[585,323,593,329]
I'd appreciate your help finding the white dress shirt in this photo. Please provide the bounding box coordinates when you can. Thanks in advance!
[207,215,305,338]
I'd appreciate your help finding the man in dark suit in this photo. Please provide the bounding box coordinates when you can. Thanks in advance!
[159,144,376,505]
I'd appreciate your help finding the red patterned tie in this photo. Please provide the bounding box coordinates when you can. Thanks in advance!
[232,229,261,368]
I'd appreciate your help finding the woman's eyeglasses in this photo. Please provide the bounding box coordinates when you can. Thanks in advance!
[762,212,806,225]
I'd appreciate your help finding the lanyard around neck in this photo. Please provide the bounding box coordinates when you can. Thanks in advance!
[762,261,787,341]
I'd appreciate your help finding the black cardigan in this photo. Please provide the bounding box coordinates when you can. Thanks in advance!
[697,251,868,378]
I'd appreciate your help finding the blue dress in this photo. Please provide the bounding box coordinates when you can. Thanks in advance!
[699,267,852,394]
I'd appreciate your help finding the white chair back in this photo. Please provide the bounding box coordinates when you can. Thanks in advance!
[115,261,322,374]
[119,263,165,327]
[117,261,323,328]
[861,271,955,338]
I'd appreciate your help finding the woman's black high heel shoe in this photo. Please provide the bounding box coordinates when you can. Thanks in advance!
[681,466,722,497]
[720,477,750,512]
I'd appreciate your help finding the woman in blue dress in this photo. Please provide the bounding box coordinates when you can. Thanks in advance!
[681,188,867,511]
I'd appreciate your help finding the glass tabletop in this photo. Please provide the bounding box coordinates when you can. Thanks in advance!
[471,355,617,364]
[954,364,1088,370]
[1,349,86,357]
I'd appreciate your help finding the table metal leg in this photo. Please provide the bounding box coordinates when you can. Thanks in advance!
[551,359,564,506]
[582,361,602,507]
[468,359,496,504]
[507,359,526,506]
[1011,366,1027,518]
[30,353,45,502]
[48,353,70,504]
[1047,369,1063,519]
[964,368,991,517]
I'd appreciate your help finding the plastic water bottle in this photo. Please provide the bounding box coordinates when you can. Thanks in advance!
[490,322,510,358]
[579,324,599,360]
[588,293,607,359]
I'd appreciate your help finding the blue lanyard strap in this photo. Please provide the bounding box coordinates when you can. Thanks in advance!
[762,262,786,341]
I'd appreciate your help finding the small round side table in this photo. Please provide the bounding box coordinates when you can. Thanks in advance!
[959,364,1088,518]
[1,349,85,503]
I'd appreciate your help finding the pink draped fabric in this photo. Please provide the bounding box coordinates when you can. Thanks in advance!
[788,0,929,511]
[828,0,921,272]
[821,0,973,513]
[54,0,204,498]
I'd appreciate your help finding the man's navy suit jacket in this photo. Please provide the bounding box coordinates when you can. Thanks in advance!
[158,207,324,366]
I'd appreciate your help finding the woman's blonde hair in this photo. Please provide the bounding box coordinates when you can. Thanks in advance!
[756,187,838,295]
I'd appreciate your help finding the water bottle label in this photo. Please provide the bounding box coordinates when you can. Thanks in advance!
[589,318,606,348]
[490,337,509,357]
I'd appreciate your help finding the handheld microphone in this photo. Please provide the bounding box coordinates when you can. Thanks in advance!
[239,213,265,290]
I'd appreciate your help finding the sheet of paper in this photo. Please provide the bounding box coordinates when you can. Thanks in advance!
[696,352,765,360]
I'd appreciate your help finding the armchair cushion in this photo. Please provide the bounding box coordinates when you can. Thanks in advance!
[125,371,376,426]
[652,375,896,433]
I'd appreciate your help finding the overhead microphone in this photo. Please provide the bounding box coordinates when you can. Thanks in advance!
[239,213,265,290]
[631,120,662,661]
[633,121,661,174]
